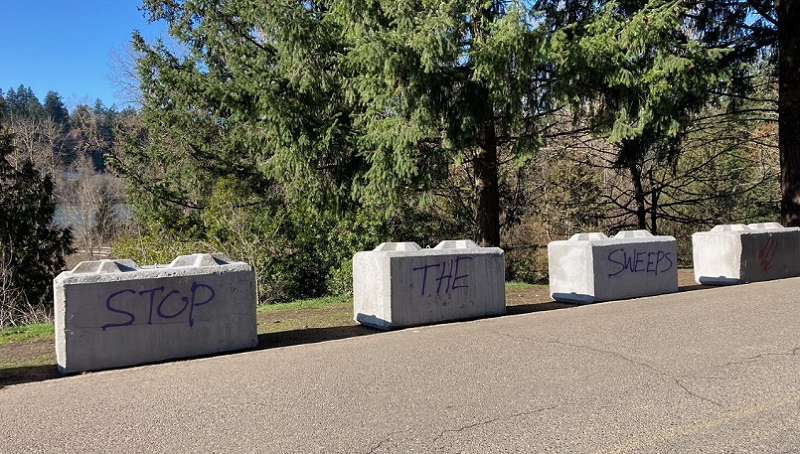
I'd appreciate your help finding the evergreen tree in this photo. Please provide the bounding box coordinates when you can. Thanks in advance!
[4,85,44,119]
[687,0,800,226]
[0,120,73,313]
[130,0,552,247]
[331,0,550,245]
[43,91,70,128]
[542,0,726,232]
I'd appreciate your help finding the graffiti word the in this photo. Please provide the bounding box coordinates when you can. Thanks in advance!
[413,256,473,296]
[101,282,216,330]
[607,249,673,277]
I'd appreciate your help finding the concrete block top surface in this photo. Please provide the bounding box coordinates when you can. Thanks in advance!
[71,259,139,274]
[613,230,653,239]
[747,222,789,230]
[169,253,235,267]
[709,224,749,232]
[433,240,480,249]
[702,223,800,235]
[56,254,251,284]
[568,232,608,242]
[358,240,503,258]
[555,230,674,246]
[373,242,422,252]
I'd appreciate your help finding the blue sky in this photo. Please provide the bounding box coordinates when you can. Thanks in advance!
[0,0,167,111]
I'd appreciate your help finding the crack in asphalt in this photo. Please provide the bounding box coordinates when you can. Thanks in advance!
[723,346,800,367]
[548,339,728,409]
[547,340,662,374]
[365,430,408,454]
[431,406,557,447]
[674,379,725,408]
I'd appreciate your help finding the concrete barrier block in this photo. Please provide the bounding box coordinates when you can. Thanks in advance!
[548,230,678,304]
[54,254,258,374]
[692,224,800,285]
[353,240,505,329]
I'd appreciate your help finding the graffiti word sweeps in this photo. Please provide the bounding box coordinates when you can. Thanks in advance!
[607,248,673,277]
[101,282,216,330]
[413,256,473,296]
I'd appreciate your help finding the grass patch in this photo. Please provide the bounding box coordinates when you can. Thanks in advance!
[505,281,540,290]
[257,294,354,336]
[257,294,352,314]
[0,353,54,370]
[0,323,54,346]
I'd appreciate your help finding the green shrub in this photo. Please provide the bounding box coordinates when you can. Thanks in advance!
[0,124,72,327]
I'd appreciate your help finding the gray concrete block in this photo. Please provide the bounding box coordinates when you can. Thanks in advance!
[353,240,505,329]
[54,254,258,374]
[692,223,800,285]
[548,230,678,304]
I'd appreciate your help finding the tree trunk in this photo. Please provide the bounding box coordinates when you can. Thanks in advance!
[471,5,501,247]
[629,162,647,230]
[778,0,800,226]
[649,169,658,236]
[475,142,501,246]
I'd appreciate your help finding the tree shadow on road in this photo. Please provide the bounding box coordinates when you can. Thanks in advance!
[256,324,381,350]
[256,300,579,351]
[0,365,60,389]
[505,301,576,315]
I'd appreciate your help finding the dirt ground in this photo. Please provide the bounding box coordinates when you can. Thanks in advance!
[1,270,705,388]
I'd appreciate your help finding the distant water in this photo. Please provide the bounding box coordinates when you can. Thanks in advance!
[54,204,131,229]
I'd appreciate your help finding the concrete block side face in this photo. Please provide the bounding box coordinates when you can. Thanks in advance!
[56,265,257,374]
[386,251,505,327]
[548,242,596,303]
[592,240,678,301]
[353,252,393,329]
[692,232,743,285]
[739,230,800,283]
[54,280,68,369]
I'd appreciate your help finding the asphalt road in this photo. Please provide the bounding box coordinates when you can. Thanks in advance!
[2,279,799,453]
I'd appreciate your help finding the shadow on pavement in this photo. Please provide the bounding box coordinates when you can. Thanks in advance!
[256,324,382,350]
[0,365,60,389]
[506,301,577,315]
[679,283,713,292]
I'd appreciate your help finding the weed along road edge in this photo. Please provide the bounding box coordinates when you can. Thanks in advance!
[1,278,799,452]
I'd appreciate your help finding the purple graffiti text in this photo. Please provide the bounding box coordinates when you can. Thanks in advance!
[607,248,673,277]
[101,282,215,330]
[413,256,473,296]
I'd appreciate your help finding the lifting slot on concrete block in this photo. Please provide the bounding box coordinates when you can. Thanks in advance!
[71,259,139,274]
[373,242,422,252]
[433,239,480,249]
[169,253,232,267]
